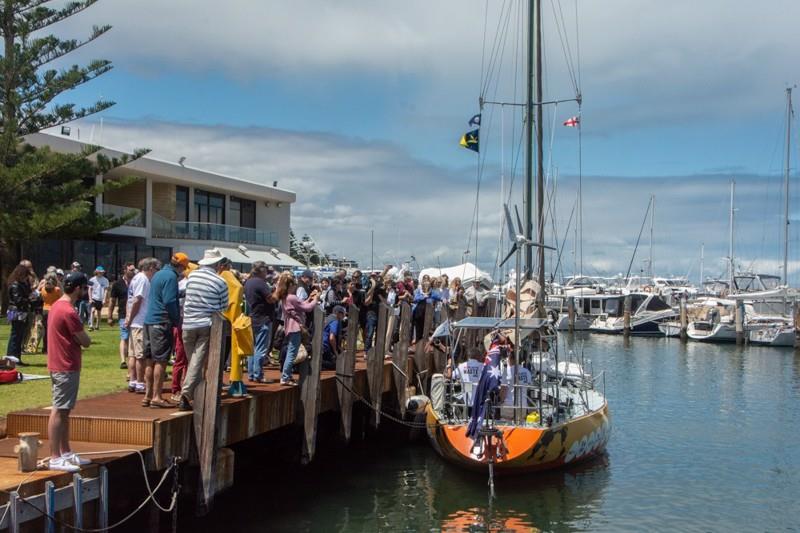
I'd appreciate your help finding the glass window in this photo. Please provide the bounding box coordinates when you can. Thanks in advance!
[195,189,225,225]
[176,186,189,222]
[136,245,154,263]
[153,246,172,266]
[72,240,95,271]
[231,196,256,228]
[646,296,672,311]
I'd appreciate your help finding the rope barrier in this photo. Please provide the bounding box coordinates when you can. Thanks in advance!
[0,448,179,532]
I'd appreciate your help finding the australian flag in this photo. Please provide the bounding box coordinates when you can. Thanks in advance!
[466,341,503,440]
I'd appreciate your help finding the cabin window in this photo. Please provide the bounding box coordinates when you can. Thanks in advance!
[646,297,672,311]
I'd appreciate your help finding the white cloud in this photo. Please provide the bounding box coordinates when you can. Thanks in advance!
[51,119,798,285]
[59,0,800,126]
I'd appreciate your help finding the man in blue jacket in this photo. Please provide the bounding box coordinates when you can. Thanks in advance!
[142,253,188,408]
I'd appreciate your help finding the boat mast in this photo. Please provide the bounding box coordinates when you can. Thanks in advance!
[700,243,704,287]
[535,0,546,312]
[783,87,792,285]
[524,0,534,279]
[649,194,655,278]
[729,179,736,289]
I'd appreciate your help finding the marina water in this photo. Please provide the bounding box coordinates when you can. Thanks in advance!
[190,334,800,532]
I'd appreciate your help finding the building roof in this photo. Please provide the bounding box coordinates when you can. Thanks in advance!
[24,132,295,203]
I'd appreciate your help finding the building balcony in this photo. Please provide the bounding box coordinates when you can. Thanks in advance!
[103,203,145,227]
[152,213,278,246]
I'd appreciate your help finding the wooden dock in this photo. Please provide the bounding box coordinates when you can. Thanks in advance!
[0,302,424,527]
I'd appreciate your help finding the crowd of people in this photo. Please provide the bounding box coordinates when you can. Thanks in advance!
[3,251,495,472]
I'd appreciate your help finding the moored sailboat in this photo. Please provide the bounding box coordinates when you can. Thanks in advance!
[423,0,609,481]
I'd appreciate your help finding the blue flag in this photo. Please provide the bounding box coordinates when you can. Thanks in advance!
[466,341,503,440]
[459,129,480,153]
[469,113,482,127]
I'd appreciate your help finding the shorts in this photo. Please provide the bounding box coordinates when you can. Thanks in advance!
[119,324,130,341]
[91,300,103,311]
[51,371,80,410]
[143,322,173,363]
[130,327,145,360]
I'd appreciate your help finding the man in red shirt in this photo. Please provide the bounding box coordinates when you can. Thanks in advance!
[46,272,92,472]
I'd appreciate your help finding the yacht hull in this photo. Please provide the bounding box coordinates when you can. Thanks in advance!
[749,326,796,347]
[425,403,610,473]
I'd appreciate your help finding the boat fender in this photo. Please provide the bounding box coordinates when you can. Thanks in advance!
[405,395,430,415]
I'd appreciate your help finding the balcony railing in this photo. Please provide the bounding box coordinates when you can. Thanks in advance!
[151,213,278,246]
[103,204,145,227]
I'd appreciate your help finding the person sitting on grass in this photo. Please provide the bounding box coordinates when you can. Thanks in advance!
[46,272,92,472]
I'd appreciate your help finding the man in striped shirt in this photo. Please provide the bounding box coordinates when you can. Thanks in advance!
[178,249,229,411]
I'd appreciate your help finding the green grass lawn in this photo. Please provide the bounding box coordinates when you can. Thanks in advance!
[0,322,128,419]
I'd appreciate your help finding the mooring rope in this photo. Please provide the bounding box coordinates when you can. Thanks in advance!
[334,375,435,430]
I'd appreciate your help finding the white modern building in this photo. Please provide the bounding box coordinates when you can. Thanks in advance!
[23,132,303,272]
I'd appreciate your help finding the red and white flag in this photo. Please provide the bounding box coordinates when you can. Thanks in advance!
[563,116,580,127]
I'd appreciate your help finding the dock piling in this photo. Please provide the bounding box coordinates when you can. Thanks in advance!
[337,304,359,442]
[567,297,575,332]
[735,300,745,345]
[366,304,389,427]
[679,296,688,340]
[623,295,632,336]
[300,306,324,463]
[193,312,226,515]
[393,301,411,415]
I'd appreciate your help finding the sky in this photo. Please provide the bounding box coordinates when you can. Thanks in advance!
[40,0,800,284]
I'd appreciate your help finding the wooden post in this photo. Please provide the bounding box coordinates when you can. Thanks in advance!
[9,491,19,533]
[567,297,575,332]
[735,300,744,345]
[99,466,109,531]
[793,300,800,350]
[412,301,434,395]
[456,297,467,321]
[73,473,83,529]
[337,304,359,442]
[193,312,226,516]
[367,304,389,427]
[393,302,412,416]
[623,295,632,336]
[45,481,55,533]
[679,296,688,340]
[13,432,40,472]
[299,306,323,463]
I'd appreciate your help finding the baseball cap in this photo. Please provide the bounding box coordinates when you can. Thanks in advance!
[172,252,190,268]
[56,268,64,276]
[95,265,105,273]
[63,272,88,291]
[333,305,346,314]
[71,261,81,269]
[301,269,313,279]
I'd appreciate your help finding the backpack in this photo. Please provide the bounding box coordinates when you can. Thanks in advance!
[0,370,22,384]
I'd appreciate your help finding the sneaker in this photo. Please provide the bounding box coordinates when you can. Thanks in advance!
[127,382,136,393]
[178,395,192,412]
[120,362,128,369]
[63,452,91,466]
[48,456,80,472]
[134,382,145,394]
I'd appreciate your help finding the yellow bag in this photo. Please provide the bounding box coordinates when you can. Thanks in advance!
[232,314,254,357]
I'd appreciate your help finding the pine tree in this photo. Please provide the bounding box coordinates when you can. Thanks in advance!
[0,0,147,304]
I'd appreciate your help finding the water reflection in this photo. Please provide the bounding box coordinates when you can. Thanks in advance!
[187,335,800,532]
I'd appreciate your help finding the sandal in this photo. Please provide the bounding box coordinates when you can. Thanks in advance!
[141,398,151,407]
[149,399,173,409]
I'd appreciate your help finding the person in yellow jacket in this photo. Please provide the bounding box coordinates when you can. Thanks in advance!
[219,261,250,396]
